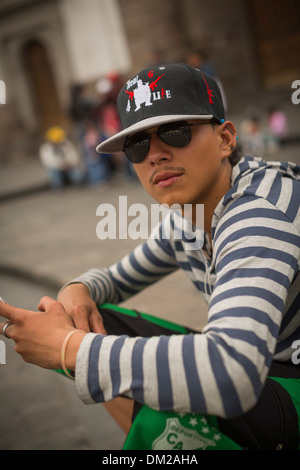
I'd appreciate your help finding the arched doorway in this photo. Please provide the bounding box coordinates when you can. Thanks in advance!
[22,39,68,132]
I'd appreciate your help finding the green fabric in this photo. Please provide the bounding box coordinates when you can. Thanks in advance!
[55,368,74,379]
[100,303,189,333]
[123,406,242,450]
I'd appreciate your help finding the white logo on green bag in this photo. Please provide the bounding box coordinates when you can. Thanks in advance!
[152,417,216,450]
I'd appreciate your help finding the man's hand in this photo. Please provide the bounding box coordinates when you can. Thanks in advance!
[0,296,86,370]
[57,283,107,334]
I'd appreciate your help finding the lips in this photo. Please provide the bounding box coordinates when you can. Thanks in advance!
[153,171,184,188]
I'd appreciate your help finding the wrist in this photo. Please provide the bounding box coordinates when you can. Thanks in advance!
[58,282,90,300]
[63,329,87,371]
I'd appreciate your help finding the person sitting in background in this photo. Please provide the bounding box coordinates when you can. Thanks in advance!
[82,119,112,188]
[39,126,84,189]
[266,107,289,153]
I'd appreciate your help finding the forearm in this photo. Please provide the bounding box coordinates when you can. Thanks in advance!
[58,282,90,302]
[58,268,120,306]
[74,329,266,418]
[59,233,178,306]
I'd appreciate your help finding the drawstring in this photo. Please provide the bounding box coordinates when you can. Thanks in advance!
[202,234,213,300]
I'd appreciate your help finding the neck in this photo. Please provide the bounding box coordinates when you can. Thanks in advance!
[194,162,232,243]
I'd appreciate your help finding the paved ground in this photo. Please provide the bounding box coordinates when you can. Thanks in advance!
[0,274,127,450]
[0,127,299,449]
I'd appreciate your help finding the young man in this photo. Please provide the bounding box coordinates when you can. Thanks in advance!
[1,63,300,450]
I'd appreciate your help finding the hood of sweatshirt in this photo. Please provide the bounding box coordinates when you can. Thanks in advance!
[212,155,300,237]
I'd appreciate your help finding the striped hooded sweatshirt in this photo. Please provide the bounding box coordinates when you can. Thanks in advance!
[70,156,300,419]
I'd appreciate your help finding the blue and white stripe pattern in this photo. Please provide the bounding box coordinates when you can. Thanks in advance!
[73,156,300,418]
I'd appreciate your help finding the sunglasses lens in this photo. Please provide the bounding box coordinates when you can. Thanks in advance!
[124,121,193,163]
[159,122,192,148]
[124,134,150,163]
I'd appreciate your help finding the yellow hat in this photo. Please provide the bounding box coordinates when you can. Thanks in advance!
[45,126,66,143]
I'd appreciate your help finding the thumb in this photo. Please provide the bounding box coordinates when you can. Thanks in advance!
[37,296,60,312]
[90,307,107,335]
[69,304,93,332]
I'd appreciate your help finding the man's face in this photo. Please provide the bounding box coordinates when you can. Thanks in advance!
[132,120,233,210]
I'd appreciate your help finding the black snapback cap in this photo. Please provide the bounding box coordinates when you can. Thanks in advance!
[97,63,225,154]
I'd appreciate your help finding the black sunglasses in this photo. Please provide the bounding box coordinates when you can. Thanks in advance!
[123,120,211,163]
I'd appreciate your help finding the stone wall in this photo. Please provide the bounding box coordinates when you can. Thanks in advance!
[117,0,259,106]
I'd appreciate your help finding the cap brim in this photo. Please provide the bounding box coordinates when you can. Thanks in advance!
[96,114,214,153]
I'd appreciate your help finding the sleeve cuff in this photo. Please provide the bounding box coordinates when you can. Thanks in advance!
[75,332,100,404]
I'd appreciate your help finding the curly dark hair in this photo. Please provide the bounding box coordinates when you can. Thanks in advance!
[228,147,242,167]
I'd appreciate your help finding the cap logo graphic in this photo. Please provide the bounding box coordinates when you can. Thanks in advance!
[125,71,171,112]
[202,74,214,104]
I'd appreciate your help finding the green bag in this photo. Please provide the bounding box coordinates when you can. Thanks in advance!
[123,405,242,450]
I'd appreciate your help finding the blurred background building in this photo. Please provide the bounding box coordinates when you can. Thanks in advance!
[0,0,299,162]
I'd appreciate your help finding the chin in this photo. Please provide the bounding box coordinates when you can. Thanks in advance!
[157,194,190,210]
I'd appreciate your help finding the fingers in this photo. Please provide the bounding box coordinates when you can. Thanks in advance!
[0,301,22,323]
[0,298,13,337]
[67,305,107,334]
[37,296,61,312]
[0,321,13,338]
[0,297,59,324]
[90,309,107,335]
[0,296,59,323]
[69,305,92,332]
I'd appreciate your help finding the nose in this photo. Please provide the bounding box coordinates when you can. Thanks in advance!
[147,133,172,166]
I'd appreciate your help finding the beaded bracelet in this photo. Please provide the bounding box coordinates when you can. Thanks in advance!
[61,330,82,379]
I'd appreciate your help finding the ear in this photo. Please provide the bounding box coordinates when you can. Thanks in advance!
[218,121,237,160]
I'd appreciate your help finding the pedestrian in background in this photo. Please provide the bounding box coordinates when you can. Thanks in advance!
[39,126,84,189]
